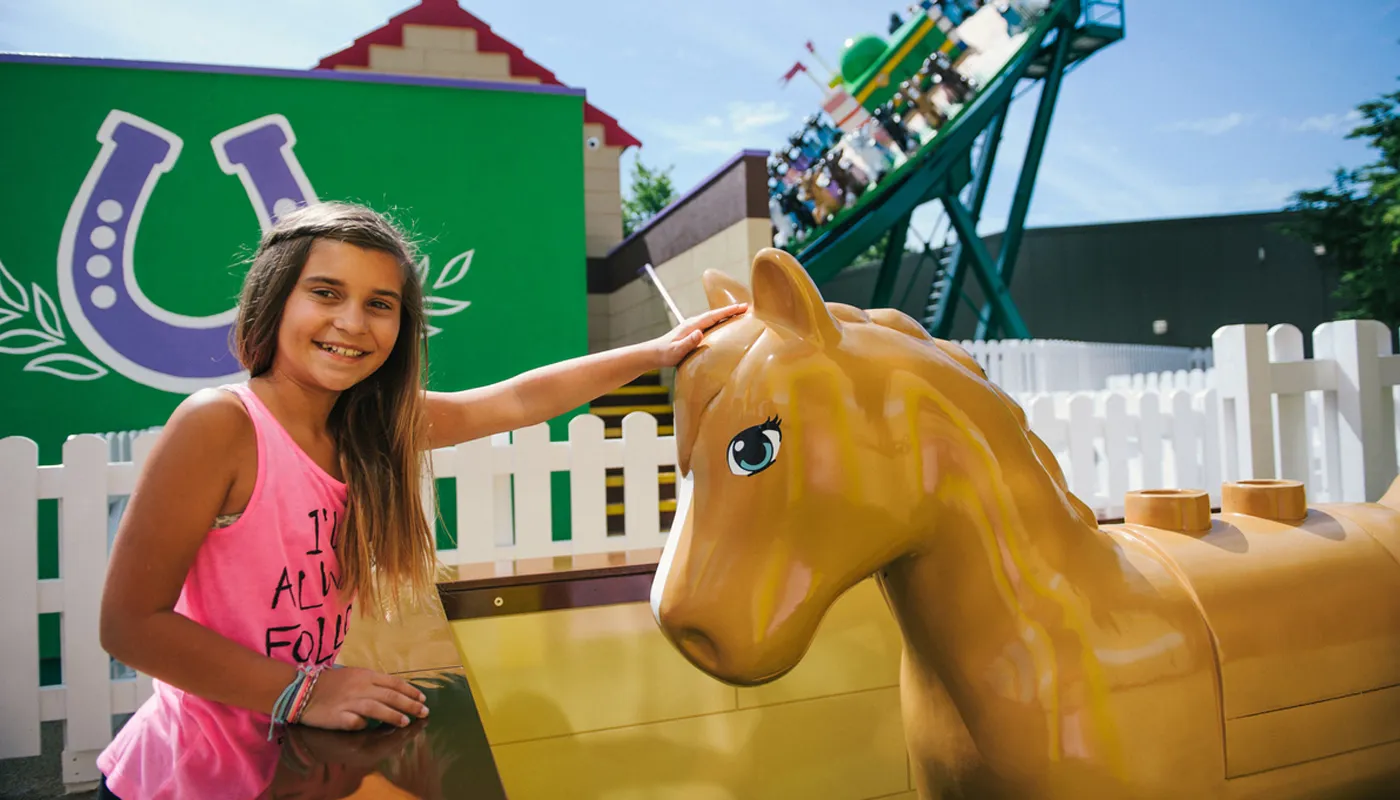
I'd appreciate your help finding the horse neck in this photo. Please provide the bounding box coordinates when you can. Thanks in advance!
[876,414,1123,735]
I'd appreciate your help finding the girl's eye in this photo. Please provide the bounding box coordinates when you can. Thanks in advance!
[370,300,392,311]
[311,288,337,300]
[727,418,782,476]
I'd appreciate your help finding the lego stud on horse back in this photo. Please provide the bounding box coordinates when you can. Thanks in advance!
[652,247,1400,799]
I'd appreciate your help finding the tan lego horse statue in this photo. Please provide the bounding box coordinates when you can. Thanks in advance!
[651,248,1400,799]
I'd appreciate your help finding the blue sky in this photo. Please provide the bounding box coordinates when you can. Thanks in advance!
[3,0,1397,239]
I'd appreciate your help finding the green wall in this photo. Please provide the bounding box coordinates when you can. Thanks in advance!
[0,57,589,666]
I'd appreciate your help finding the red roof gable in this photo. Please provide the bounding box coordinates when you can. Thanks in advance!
[315,0,640,149]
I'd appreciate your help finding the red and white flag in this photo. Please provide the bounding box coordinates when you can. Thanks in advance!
[779,61,807,86]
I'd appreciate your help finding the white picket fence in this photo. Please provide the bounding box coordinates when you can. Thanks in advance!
[1013,385,1222,511]
[1105,367,1216,393]
[1215,320,1400,506]
[959,337,1211,394]
[6,319,1400,787]
[1043,319,1400,507]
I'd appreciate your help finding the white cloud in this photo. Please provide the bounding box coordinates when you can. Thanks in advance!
[1295,110,1363,134]
[651,100,791,154]
[1024,139,1303,227]
[1160,112,1251,136]
[650,122,746,155]
[727,101,790,132]
[2,0,397,68]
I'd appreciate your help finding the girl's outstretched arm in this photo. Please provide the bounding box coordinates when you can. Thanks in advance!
[423,303,746,449]
[100,390,427,728]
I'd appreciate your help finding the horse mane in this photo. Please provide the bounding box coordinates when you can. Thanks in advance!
[831,303,1101,530]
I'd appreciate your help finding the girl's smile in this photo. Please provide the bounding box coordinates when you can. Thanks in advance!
[314,341,372,360]
[274,239,404,392]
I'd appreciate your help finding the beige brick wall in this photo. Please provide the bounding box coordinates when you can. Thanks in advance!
[349,25,543,86]
[401,24,473,51]
[366,44,425,73]
[341,26,627,260]
[584,123,624,258]
[587,216,773,366]
[586,295,611,354]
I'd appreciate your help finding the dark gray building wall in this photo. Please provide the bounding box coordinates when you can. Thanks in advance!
[818,211,1344,354]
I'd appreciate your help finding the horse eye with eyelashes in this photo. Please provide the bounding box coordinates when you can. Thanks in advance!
[727,416,782,476]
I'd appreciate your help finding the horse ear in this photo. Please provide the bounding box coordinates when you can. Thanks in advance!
[701,269,752,309]
[750,248,841,344]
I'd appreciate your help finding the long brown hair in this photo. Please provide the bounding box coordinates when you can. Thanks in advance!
[232,201,436,618]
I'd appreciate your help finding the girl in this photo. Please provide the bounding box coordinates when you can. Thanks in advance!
[95,201,745,799]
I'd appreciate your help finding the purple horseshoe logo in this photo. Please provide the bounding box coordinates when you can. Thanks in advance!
[56,110,319,393]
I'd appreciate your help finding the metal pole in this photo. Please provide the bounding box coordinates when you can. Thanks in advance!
[943,195,1030,339]
[974,13,1075,339]
[871,213,913,308]
[639,263,686,326]
[927,109,1009,338]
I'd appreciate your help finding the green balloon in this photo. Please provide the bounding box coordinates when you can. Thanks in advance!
[839,34,888,83]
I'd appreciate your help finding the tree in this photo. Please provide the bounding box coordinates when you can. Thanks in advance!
[622,158,678,237]
[1280,80,1400,329]
[857,228,911,265]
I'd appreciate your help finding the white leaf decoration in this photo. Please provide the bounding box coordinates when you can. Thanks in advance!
[0,258,28,312]
[426,324,443,337]
[424,296,471,317]
[434,249,474,290]
[31,283,64,339]
[0,328,61,355]
[24,352,108,381]
[0,308,19,327]
[416,255,430,284]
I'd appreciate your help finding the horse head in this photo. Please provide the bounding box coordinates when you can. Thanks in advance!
[651,247,1039,685]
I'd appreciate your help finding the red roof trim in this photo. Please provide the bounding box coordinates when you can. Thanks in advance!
[315,0,640,149]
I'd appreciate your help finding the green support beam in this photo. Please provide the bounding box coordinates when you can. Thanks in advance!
[941,193,1030,339]
[870,212,913,308]
[927,109,1009,338]
[973,16,1075,340]
[793,0,1073,284]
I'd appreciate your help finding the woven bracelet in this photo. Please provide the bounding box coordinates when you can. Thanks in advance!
[289,663,331,724]
[267,669,307,741]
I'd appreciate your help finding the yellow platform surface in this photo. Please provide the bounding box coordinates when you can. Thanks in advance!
[450,577,914,800]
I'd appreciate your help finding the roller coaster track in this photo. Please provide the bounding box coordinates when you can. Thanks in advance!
[790,0,1124,340]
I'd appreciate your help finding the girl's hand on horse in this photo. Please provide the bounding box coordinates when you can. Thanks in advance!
[650,303,747,367]
[297,666,429,731]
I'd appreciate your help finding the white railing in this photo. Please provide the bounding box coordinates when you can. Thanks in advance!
[427,413,682,565]
[7,319,1400,786]
[1041,318,1400,501]
[1105,367,1216,393]
[959,338,1212,394]
[1014,386,1221,510]
[1214,320,1400,505]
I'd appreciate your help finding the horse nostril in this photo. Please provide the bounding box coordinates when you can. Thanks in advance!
[678,627,720,671]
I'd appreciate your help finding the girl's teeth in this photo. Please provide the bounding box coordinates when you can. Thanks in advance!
[321,343,363,357]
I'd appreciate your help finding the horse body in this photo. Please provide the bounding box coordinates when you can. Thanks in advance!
[652,248,1400,799]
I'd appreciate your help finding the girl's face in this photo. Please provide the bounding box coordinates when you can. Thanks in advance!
[273,239,405,393]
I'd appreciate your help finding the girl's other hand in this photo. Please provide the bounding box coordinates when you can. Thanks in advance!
[297,667,429,730]
[650,303,748,367]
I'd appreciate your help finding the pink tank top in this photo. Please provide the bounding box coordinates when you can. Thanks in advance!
[98,383,353,799]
